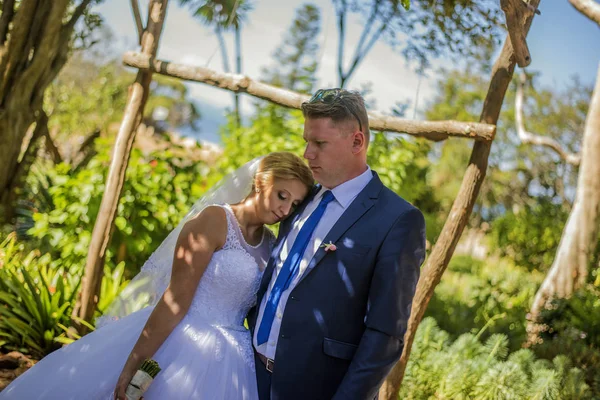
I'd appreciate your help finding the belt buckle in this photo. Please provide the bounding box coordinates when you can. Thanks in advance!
[266,358,274,373]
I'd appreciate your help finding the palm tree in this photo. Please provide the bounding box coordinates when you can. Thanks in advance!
[180,0,253,126]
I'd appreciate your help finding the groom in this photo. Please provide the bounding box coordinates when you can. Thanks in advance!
[248,88,426,399]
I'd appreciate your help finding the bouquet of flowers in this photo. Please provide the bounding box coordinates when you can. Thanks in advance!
[125,359,161,400]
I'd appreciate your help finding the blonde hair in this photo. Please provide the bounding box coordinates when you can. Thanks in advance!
[253,152,314,193]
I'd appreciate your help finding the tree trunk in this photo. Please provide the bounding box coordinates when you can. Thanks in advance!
[379,1,541,397]
[234,24,242,127]
[0,0,91,221]
[3,112,49,215]
[73,0,169,329]
[528,64,600,340]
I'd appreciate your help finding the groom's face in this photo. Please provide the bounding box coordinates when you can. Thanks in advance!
[303,117,355,189]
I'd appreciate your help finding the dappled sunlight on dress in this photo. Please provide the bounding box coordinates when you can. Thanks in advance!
[0,204,272,400]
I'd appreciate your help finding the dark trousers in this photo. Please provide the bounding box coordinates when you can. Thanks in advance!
[254,351,272,400]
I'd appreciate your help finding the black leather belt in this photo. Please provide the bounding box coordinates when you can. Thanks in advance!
[257,353,275,373]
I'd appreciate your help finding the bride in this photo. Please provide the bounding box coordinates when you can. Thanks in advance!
[0,152,313,400]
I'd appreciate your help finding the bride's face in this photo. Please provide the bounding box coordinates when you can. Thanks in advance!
[257,178,309,224]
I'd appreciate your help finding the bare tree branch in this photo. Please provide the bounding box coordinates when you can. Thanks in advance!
[43,127,63,164]
[130,0,144,44]
[72,129,101,170]
[569,0,600,26]
[336,0,347,86]
[516,70,581,166]
[0,0,15,44]
[123,51,497,142]
[351,0,381,68]
[66,0,93,32]
[345,14,391,84]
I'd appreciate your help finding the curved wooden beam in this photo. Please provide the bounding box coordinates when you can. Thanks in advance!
[122,51,497,142]
[570,0,600,26]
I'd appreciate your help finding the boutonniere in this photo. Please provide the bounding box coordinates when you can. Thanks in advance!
[320,241,337,252]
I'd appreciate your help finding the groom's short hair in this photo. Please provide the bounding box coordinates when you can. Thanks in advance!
[301,89,370,146]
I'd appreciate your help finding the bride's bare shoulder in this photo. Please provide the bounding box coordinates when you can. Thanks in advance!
[180,206,228,250]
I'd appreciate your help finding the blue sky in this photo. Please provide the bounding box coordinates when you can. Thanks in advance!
[95,0,600,144]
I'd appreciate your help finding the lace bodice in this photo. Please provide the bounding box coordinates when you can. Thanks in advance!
[186,204,274,327]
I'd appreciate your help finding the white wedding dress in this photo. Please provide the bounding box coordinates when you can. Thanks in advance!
[0,205,272,400]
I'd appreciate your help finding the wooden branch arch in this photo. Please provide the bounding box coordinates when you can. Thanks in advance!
[79,0,542,395]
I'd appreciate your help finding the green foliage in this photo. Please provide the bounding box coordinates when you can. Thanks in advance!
[367,133,442,242]
[426,255,542,351]
[216,107,307,175]
[0,234,77,358]
[426,68,590,224]
[26,140,209,276]
[400,317,592,399]
[534,286,600,394]
[489,200,570,272]
[46,56,200,146]
[181,0,253,30]
[45,58,130,139]
[0,233,128,358]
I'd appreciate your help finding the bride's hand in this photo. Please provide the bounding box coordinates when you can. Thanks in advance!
[114,368,136,400]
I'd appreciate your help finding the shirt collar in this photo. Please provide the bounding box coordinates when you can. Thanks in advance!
[316,166,373,209]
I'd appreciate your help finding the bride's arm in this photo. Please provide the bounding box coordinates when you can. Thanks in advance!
[114,207,227,400]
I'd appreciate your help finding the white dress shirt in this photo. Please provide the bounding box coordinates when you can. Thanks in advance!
[254,167,373,359]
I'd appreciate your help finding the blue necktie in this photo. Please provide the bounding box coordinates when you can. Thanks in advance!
[257,190,335,345]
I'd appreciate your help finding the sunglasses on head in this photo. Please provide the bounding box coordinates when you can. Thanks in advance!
[308,88,363,132]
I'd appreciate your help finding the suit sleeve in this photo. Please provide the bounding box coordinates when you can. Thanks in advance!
[332,207,426,400]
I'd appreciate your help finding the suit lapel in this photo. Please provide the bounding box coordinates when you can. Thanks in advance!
[297,173,383,284]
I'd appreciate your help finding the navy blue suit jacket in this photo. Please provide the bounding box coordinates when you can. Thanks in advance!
[248,172,426,400]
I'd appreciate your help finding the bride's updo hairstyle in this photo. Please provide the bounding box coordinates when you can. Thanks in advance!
[252,152,314,194]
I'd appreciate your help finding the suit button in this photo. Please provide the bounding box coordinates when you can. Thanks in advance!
[280,334,287,338]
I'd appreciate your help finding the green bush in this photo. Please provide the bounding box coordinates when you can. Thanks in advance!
[400,317,591,399]
[426,255,542,351]
[24,140,209,277]
[534,286,600,395]
[0,233,77,357]
[0,233,128,358]
[488,200,569,272]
